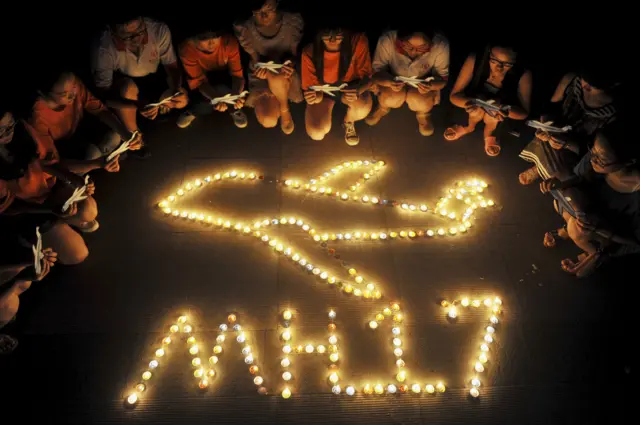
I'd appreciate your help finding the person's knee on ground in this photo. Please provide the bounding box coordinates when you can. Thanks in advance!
[85,131,121,160]
[405,88,435,113]
[378,86,407,109]
[43,224,89,265]
[75,196,98,223]
[254,96,280,128]
[306,122,331,140]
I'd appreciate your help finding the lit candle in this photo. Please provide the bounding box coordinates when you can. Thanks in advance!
[192,358,201,367]
[332,385,341,395]
[425,384,435,394]
[282,345,292,354]
[369,321,378,329]
[213,345,223,354]
[470,387,480,398]
[329,353,339,363]
[283,310,292,321]
[393,338,402,347]
[479,353,488,364]
[149,360,159,369]
[317,345,326,354]
[282,371,292,381]
[396,359,405,368]
[387,384,397,394]
[392,327,401,335]
[189,345,199,355]
[254,376,263,385]
[411,384,421,393]
[305,344,314,354]
[329,373,339,384]
[282,388,292,399]
[127,393,138,405]
[475,362,485,373]
[346,386,356,396]
[209,356,218,365]
[142,371,152,381]
[396,371,406,382]
[394,348,403,357]
[436,382,446,393]
[374,384,384,394]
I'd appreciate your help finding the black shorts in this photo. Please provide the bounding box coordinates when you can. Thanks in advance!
[114,70,169,106]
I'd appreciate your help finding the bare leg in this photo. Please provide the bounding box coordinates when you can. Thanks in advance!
[42,223,89,265]
[305,97,335,141]
[483,113,500,139]
[406,88,436,136]
[366,86,406,126]
[64,196,98,229]
[342,92,373,123]
[254,94,281,129]
[116,78,141,132]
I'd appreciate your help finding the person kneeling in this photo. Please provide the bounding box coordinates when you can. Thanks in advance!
[301,26,373,146]
[366,27,449,136]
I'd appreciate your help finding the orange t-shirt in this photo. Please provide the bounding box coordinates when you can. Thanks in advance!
[301,33,373,90]
[3,160,56,204]
[0,180,14,213]
[179,35,244,90]
[28,76,107,163]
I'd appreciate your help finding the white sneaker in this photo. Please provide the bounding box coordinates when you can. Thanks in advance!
[177,111,196,129]
[344,122,359,146]
[231,110,248,129]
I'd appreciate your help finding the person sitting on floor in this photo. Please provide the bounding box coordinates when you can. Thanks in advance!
[366,27,449,136]
[444,43,532,156]
[176,28,248,129]
[27,71,139,175]
[518,67,619,185]
[233,0,304,134]
[1,104,97,263]
[539,126,639,277]
[0,242,56,355]
[92,14,188,157]
[301,25,373,146]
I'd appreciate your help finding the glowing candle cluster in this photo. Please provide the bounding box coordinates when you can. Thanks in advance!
[125,313,267,407]
[137,160,503,402]
[441,296,503,398]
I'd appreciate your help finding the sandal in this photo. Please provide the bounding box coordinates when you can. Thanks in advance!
[444,125,473,141]
[484,136,501,156]
[519,166,540,185]
[543,225,568,248]
[0,334,18,355]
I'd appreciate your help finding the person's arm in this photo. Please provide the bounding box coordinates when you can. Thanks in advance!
[301,46,320,90]
[227,37,246,95]
[233,21,259,63]
[348,34,373,94]
[371,33,395,87]
[508,70,532,120]
[157,23,182,91]
[81,82,134,141]
[428,39,450,91]
[449,54,476,108]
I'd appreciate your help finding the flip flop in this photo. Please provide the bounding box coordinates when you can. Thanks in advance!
[443,125,472,141]
[484,136,501,156]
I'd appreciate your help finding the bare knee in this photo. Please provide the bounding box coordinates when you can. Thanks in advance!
[346,93,373,121]
[77,196,98,222]
[255,97,280,128]
[378,87,406,109]
[62,242,90,265]
[258,113,279,128]
[307,125,329,140]
[406,89,434,112]
[44,224,90,265]
[566,218,588,242]
[119,78,139,101]
[0,295,19,324]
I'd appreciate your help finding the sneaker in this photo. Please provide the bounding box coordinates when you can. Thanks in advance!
[231,110,248,129]
[344,122,360,146]
[364,106,390,126]
[177,111,196,128]
[416,112,434,136]
[77,220,100,233]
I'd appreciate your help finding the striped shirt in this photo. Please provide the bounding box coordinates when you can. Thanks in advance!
[562,76,617,137]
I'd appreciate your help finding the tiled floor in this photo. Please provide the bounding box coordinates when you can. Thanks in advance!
[0,102,630,424]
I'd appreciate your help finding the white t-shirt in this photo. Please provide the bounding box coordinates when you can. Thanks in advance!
[372,30,449,79]
[92,18,177,89]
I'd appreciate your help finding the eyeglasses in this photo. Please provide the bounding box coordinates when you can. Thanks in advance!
[589,147,618,169]
[489,56,515,69]
[401,41,430,55]
[321,31,344,42]
[117,23,147,42]
[253,5,276,17]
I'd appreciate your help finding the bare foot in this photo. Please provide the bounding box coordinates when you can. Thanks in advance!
[543,227,569,248]
[561,252,601,277]
[519,166,540,185]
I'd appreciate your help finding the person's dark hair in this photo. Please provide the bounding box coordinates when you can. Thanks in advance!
[312,27,353,84]
[395,27,435,43]
[470,43,523,93]
[578,65,621,92]
[248,0,279,10]
[0,102,38,176]
[598,119,635,164]
[109,13,144,30]
[34,68,74,96]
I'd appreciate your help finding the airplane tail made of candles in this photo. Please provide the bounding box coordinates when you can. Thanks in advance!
[126,160,502,405]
